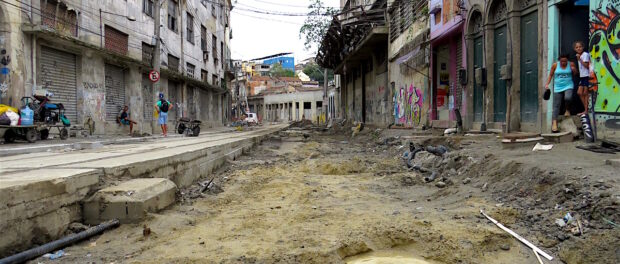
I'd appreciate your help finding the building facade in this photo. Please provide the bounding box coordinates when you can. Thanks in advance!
[262,55,295,71]
[263,87,324,123]
[0,0,233,135]
[429,0,466,128]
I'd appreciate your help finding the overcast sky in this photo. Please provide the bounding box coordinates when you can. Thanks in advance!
[230,0,340,63]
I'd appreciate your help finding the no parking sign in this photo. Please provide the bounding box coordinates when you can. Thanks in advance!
[149,70,160,83]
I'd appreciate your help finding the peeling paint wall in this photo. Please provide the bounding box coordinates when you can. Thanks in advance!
[388,14,430,128]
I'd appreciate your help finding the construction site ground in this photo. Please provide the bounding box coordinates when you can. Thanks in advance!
[29,124,619,264]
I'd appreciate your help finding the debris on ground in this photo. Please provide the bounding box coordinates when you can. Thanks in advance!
[42,250,65,260]
[31,125,619,264]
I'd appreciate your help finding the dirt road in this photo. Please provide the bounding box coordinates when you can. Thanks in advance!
[31,126,619,263]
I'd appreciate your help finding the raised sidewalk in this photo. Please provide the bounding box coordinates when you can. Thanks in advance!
[0,124,288,257]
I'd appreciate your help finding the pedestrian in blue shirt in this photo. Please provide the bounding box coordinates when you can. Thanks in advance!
[545,54,577,133]
[155,93,173,137]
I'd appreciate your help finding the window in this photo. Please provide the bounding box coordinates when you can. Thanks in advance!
[201,26,207,50]
[211,2,216,17]
[201,70,208,82]
[212,74,218,86]
[168,0,178,32]
[143,0,154,17]
[212,34,218,65]
[220,41,224,68]
[105,26,128,55]
[168,54,179,71]
[201,0,207,8]
[186,63,195,78]
[41,0,78,37]
[142,42,154,65]
[186,12,194,44]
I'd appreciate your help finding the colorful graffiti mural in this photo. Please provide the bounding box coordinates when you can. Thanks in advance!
[394,84,424,126]
[590,0,620,129]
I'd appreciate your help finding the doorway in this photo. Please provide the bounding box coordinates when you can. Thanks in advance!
[520,12,539,123]
[493,25,507,122]
[473,36,484,122]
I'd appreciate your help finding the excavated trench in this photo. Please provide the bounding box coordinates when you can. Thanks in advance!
[27,127,619,264]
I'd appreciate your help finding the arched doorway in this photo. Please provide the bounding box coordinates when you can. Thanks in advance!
[489,0,508,123]
[468,11,484,122]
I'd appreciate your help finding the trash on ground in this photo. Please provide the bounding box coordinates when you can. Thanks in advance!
[43,250,65,260]
[532,143,554,151]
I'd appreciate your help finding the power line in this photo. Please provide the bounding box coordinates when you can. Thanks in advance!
[231,10,303,25]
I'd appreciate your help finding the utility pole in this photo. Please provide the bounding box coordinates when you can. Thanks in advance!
[153,0,161,92]
[234,63,240,119]
[323,69,327,125]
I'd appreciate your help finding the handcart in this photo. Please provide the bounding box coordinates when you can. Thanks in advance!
[0,125,38,143]
[176,117,201,137]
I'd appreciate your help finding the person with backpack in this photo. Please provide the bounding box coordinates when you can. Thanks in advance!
[155,92,173,137]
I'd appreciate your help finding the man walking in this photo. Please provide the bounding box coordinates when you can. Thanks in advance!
[155,92,173,137]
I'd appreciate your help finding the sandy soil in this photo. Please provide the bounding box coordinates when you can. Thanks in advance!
[30,125,619,264]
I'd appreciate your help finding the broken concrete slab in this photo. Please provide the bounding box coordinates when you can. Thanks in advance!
[501,133,544,149]
[542,131,574,143]
[84,178,177,224]
[559,116,580,137]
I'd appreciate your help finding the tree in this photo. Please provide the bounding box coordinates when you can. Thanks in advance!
[299,0,337,51]
[269,63,295,78]
[302,63,334,85]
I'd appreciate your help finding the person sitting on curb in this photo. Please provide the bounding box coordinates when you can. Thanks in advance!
[117,105,137,135]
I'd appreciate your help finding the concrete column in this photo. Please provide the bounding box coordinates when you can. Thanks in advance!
[546,4,559,133]
[311,100,317,123]
[507,13,521,132]
[484,24,495,126]
[126,67,142,133]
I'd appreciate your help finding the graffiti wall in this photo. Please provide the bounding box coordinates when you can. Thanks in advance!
[394,84,424,126]
[590,0,620,137]
[79,82,106,122]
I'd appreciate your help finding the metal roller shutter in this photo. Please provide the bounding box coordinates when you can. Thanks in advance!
[143,75,153,121]
[455,37,463,109]
[40,46,78,123]
[105,64,125,121]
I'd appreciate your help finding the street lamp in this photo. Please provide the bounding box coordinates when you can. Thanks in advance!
[99,9,136,47]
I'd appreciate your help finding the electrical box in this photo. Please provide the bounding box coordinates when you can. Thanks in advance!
[475,68,487,87]
[458,69,467,85]
[500,64,512,80]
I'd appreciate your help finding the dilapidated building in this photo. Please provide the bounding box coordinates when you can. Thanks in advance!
[0,0,234,135]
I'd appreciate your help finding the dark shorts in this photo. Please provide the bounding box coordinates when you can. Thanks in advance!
[578,77,589,87]
[121,119,130,125]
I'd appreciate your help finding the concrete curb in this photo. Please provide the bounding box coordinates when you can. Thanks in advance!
[0,128,240,157]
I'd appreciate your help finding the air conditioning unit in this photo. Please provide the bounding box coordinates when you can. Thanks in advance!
[203,51,209,61]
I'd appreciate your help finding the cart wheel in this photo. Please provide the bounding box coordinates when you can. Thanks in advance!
[177,123,186,134]
[4,130,16,143]
[192,126,200,137]
[60,128,69,140]
[40,129,50,140]
[26,128,37,143]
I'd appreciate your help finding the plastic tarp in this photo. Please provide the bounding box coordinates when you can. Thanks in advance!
[0,104,18,116]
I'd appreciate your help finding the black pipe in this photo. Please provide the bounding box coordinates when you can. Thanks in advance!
[0,219,120,264]
[424,171,438,183]
[455,109,463,133]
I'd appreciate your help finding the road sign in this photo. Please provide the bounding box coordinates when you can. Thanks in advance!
[149,70,160,83]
